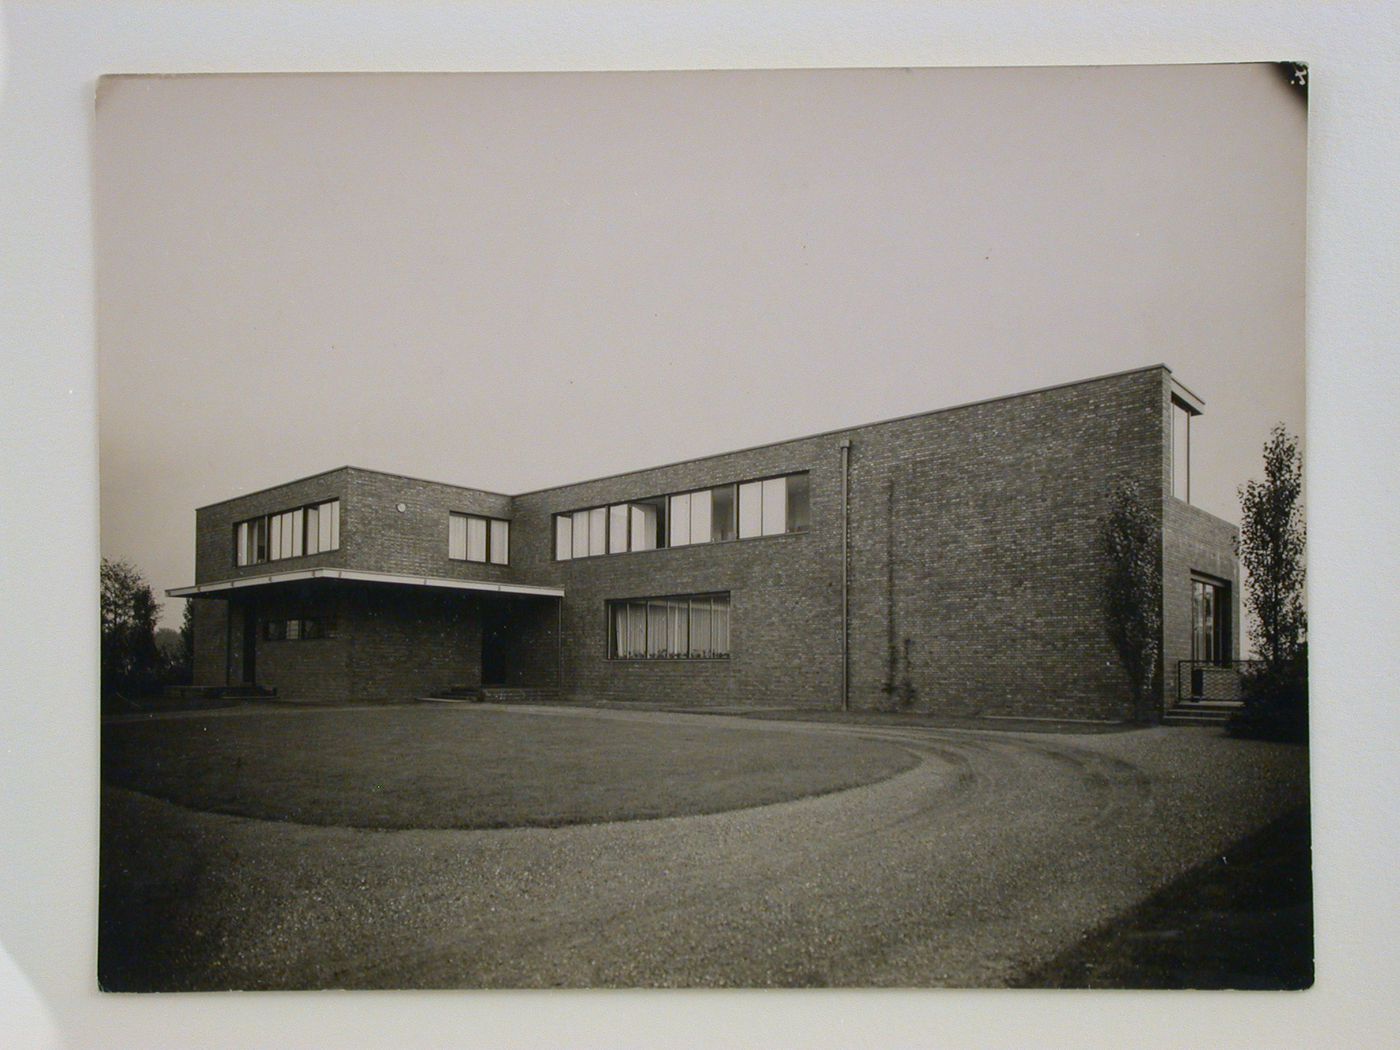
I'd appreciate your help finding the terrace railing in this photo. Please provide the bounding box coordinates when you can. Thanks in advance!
[1175,659,1266,703]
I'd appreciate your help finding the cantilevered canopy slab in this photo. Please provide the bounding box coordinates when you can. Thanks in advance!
[1170,377,1205,415]
[167,567,564,599]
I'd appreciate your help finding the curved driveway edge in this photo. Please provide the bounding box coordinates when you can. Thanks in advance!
[100,708,1309,989]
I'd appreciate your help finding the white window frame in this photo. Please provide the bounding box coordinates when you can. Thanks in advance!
[449,512,510,565]
[236,498,338,567]
[554,471,808,560]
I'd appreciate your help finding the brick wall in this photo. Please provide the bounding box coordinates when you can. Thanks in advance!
[190,467,518,697]
[342,469,514,583]
[191,599,229,686]
[194,466,514,586]
[247,586,352,703]
[509,366,1175,718]
[192,581,491,702]
[342,587,482,703]
[842,370,1166,719]
[186,366,1234,719]
[483,594,561,689]
[510,433,840,709]
[195,468,351,585]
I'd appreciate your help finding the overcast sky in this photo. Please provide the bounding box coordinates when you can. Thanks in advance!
[95,65,1306,626]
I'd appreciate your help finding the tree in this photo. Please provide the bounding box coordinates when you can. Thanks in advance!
[100,558,164,699]
[154,625,192,685]
[1102,480,1162,723]
[1229,426,1307,742]
[1236,425,1307,668]
[175,599,195,683]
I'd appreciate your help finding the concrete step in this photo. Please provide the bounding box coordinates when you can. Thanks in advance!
[424,686,561,704]
[481,686,559,704]
[163,684,277,700]
[1163,714,1232,726]
[1163,700,1242,726]
[423,686,484,703]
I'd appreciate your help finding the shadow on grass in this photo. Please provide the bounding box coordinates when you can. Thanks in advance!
[98,793,231,992]
[1013,806,1313,989]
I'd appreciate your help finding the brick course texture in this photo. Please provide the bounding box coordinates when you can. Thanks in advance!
[186,365,1237,718]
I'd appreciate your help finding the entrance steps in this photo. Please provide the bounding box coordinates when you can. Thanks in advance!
[423,686,560,705]
[162,684,278,701]
[1162,699,1243,727]
[423,686,483,703]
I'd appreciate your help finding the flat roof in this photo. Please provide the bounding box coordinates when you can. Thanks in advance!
[168,567,564,599]
[196,465,515,513]
[1170,377,1205,414]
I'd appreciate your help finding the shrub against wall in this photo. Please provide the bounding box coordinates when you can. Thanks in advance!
[1233,645,1308,742]
[1102,481,1161,723]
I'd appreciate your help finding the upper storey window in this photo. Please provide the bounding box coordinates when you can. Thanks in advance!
[737,473,809,538]
[449,513,509,565]
[555,471,809,561]
[1171,396,1193,503]
[235,498,339,567]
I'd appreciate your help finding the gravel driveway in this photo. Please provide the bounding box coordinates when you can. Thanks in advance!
[100,706,1309,989]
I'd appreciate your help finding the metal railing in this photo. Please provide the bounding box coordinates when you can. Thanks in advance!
[1175,659,1265,702]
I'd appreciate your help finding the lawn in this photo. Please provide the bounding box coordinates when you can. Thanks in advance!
[101,706,918,829]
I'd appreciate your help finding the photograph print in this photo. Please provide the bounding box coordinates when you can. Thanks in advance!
[96,64,1309,990]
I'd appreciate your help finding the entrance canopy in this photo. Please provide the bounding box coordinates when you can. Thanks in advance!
[167,567,564,599]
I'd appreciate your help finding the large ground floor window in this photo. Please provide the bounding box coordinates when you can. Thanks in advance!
[609,593,730,659]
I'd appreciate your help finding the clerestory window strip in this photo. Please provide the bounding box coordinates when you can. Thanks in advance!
[555,471,808,561]
[235,499,340,567]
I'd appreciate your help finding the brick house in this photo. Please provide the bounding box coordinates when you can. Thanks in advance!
[170,364,1238,721]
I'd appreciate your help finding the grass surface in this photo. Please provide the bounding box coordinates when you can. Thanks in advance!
[1014,806,1313,989]
[101,706,917,829]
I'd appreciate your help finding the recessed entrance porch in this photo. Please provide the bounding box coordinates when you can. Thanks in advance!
[170,568,563,703]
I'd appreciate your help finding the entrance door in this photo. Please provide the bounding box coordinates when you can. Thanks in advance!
[1191,577,1230,666]
[481,604,508,686]
[241,606,257,685]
